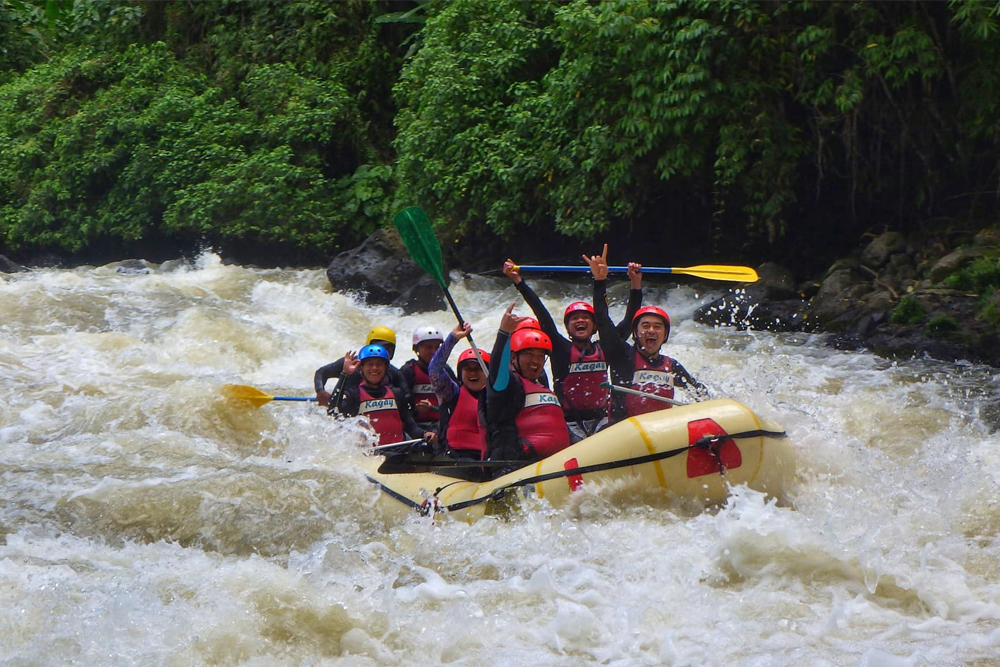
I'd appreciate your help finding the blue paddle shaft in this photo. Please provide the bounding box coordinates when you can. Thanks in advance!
[517,265,670,274]
[273,396,317,402]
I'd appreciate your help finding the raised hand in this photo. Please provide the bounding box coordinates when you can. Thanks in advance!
[342,350,360,375]
[628,261,643,289]
[583,243,610,281]
[502,258,522,284]
[499,302,532,333]
[452,321,473,339]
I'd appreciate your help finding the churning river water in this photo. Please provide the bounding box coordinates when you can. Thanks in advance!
[2,253,1000,666]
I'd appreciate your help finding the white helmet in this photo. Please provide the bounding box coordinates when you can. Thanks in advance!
[411,326,444,348]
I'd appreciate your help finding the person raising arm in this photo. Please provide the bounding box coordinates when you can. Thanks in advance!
[501,255,643,441]
[428,321,490,460]
[483,303,571,466]
[584,246,708,424]
[335,345,436,448]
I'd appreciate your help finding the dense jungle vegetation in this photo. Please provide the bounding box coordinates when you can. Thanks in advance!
[1,0,999,273]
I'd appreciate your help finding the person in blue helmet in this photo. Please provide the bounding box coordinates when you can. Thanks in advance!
[333,345,436,448]
[314,325,410,411]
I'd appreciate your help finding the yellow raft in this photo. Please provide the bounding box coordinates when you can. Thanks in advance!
[363,398,794,523]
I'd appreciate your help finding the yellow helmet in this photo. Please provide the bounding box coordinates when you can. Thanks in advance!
[365,326,397,359]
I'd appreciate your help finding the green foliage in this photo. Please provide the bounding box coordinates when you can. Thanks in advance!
[0,44,391,253]
[924,314,960,338]
[0,3,45,77]
[3,0,1000,264]
[944,255,1000,292]
[395,0,1000,252]
[943,254,1000,331]
[890,296,926,326]
[981,291,1000,329]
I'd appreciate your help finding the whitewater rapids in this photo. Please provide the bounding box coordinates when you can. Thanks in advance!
[2,253,999,666]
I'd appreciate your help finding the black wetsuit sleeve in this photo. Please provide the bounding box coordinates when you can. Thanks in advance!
[395,384,426,439]
[389,365,411,410]
[515,280,572,378]
[670,358,710,401]
[485,329,528,462]
[616,287,643,339]
[399,361,416,410]
[314,358,345,393]
[515,280,559,340]
[594,280,631,371]
[337,384,360,416]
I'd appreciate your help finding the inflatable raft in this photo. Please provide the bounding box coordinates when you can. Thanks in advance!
[364,398,794,522]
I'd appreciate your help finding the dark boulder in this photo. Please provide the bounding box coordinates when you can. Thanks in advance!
[25,252,62,268]
[860,231,907,269]
[928,247,985,284]
[809,268,865,325]
[326,229,446,313]
[1,255,28,273]
[109,259,154,275]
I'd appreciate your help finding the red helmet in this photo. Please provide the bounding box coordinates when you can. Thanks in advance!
[510,328,552,353]
[632,306,671,340]
[457,348,490,369]
[563,301,595,326]
[514,317,542,332]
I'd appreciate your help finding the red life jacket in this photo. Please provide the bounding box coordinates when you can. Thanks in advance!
[358,384,404,446]
[408,361,440,423]
[446,386,487,458]
[559,343,610,413]
[515,375,571,458]
[625,350,676,416]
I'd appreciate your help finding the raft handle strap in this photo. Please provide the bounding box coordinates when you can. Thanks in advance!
[441,428,787,513]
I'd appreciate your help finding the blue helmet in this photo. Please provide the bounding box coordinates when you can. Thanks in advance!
[358,344,390,362]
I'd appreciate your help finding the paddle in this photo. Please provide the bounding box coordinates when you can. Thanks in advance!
[514,264,759,283]
[600,382,687,406]
[369,438,426,452]
[393,206,489,373]
[223,384,317,408]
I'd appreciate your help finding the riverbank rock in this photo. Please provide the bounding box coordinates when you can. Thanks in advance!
[693,262,814,332]
[696,230,1000,366]
[109,259,154,275]
[1,255,28,273]
[326,229,446,313]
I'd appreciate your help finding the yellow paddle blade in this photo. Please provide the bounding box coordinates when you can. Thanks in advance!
[222,384,274,407]
[669,265,759,282]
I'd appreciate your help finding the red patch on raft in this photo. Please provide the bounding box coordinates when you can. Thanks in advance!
[686,418,742,478]
[564,458,584,491]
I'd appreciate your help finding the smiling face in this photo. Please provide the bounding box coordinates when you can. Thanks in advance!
[515,348,547,381]
[565,312,595,343]
[634,315,667,355]
[459,361,486,392]
[360,358,388,386]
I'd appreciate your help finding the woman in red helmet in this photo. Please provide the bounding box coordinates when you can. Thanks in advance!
[428,321,490,459]
[502,258,643,442]
[584,246,708,423]
[483,303,572,466]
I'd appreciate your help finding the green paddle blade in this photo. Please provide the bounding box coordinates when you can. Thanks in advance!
[393,206,447,289]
